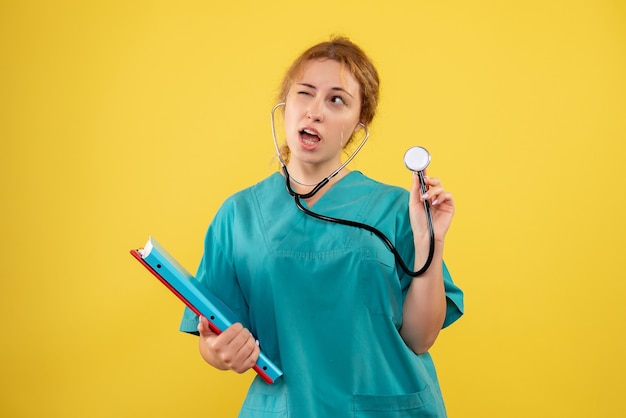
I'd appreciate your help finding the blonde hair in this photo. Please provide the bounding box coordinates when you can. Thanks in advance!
[278,36,380,162]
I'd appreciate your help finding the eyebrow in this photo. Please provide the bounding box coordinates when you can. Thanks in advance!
[297,83,354,99]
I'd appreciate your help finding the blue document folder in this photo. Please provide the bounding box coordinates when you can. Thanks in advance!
[130,237,283,384]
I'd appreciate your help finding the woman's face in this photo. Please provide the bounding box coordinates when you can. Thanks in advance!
[283,59,362,171]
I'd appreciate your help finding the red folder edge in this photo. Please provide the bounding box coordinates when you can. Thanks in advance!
[130,249,275,384]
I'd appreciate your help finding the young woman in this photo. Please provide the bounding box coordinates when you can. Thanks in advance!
[180,36,464,417]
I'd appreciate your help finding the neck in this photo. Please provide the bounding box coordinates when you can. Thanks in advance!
[286,158,342,184]
[283,163,350,197]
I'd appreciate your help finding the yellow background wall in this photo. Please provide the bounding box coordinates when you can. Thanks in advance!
[2,1,625,417]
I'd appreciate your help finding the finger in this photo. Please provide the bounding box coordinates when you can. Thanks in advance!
[410,172,426,204]
[421,186,444,203]
[419,177,446,203]
[432,191,454,208]
[232,337,260,373]
[217,324,257,357]
[229,326,255,350]
[410,172,421,191]
[247,341,261,367]
[224,329,260,373]
[198,316,216,337]
[206,323,244,356]
[216,322,245,343]
[423,175,442,188]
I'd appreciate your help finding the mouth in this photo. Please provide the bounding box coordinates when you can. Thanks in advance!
[299,127,321,146]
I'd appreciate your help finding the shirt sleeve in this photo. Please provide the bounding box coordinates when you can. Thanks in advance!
[179,199,250,335]
[441,260,464,328]
[400,260,464,329]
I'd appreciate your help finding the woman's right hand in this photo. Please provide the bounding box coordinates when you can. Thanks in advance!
[197,317,260,374]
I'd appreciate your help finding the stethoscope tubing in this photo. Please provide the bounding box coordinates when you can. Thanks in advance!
[282,166,435,278]
[271,103,435,277]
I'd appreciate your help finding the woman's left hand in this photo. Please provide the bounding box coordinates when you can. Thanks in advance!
[408,172,455,243]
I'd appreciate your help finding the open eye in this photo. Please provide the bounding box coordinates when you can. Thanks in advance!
[330,95,346,105]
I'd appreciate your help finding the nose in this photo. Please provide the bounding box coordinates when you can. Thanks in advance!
[306,98,324,122]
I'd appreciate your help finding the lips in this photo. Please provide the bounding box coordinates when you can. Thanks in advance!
[299,127,321,147]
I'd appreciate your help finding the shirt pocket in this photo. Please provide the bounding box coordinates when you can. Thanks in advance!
[359,245,403,325]
[352,386,440,418]
[238,393,288,418]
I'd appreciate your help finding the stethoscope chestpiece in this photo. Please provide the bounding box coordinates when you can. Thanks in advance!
[403,146,431,172]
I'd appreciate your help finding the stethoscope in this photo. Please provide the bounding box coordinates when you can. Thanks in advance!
[271,103,435,277]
